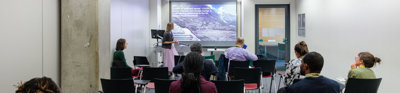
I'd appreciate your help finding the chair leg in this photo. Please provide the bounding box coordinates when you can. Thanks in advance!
[143,86,146,93]
[269,76,273,93]
[135,85,138,93]
[278,75,282,88]
[139,70,143,80]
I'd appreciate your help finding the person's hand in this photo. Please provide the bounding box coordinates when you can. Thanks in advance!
[176,41,179,45]
[351,63,357,69]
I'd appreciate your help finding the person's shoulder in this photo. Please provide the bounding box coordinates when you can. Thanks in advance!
[320,76,341,87]
[203,60,214,65]
[227,47,235,51]
[114,50,123,54]
[202,80,217,88]
[287,81,303,92]
[349,68,363,75]
[170,80,181,87]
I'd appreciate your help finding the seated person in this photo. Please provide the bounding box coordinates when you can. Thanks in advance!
[287,52,341,93]
[348,52,381,79]
[225,37,258,61]
[16,77,60,93]
[169,52,218,93]
[284,41,309,86]
[112,38,138,76]
[173,42,218,81]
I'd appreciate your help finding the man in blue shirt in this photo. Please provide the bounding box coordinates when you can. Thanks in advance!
[287,52,341,93]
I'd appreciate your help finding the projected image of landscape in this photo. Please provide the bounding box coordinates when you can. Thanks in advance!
[171,3,237,41]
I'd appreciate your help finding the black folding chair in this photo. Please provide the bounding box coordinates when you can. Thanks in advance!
[344,78,382,93]
[142,67,169,90]
[230,67,262,93]
[100,78,135,93]
[174,55,185,66]
[253,60,276,93]
[228,61,250,73]
[133,56,150,67]
[212,80,245,93]
[154,78,176,93]
[110,67,132,79]
[257,55,267,60]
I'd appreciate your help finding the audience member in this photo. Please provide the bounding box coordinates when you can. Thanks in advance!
[225,37,257,61]
[284,41,309,86]
[348,52,381,79]
[112,38,138,76]
[173,42,218,81]
[16,77,60,93]
[286,52,341,93]
[169,52,217,93]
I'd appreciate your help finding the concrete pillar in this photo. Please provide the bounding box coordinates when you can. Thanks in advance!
[61,0,99,92]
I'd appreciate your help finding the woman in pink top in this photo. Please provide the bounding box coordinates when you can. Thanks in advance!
[169,52,218,93]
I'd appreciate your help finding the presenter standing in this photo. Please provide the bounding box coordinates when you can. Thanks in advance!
[162,22,179,75]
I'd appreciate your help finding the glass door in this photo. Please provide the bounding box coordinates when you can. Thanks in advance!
[255,5,290,62]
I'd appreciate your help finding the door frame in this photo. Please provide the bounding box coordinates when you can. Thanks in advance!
[255,4,290,61]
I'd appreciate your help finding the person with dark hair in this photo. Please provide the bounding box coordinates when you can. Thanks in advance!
[225,37,258,61]
[284,41,309,86]
[163,22,179,75]
[287,52,341,93]
[348,52,381,79]
[173,42,218,80]
[169,52,218,93]
[112,38,138,76]
[16,77,60,93]
[113,38,131,68]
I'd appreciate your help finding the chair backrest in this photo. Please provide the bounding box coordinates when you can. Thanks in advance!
[100,78,135,93]
[344,78,382,93]
[230,67,262,88]
[212,80,245,93]
[253,60,276,74]
[257,55,267,60]
[133,56,150,65]
[154,78,176,93]
[142,67,169,82]
[110,67,132,79]
[174,56,185,66]
[229,61,249,72]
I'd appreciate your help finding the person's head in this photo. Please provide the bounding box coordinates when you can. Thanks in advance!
[181,52,204,93]
[235,37,245,46]
[190,42,202,53]
[166,22,174,32]
[300,52,324,75]
[115,38,127,50]
[294,41,309,58]
[16,77,60,93]
[355,52,381,68]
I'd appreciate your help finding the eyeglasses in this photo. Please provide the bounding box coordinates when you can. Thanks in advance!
[355,56,360,60]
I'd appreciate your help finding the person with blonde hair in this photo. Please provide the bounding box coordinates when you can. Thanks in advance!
[162,22,179,75]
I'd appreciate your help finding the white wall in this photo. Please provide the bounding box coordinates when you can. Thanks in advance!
[0,0,59,92]
[296,0,400,92]
[110,0,150,67]
[98,0,111,89]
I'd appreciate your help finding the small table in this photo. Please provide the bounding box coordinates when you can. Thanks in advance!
[134,80,150,93]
